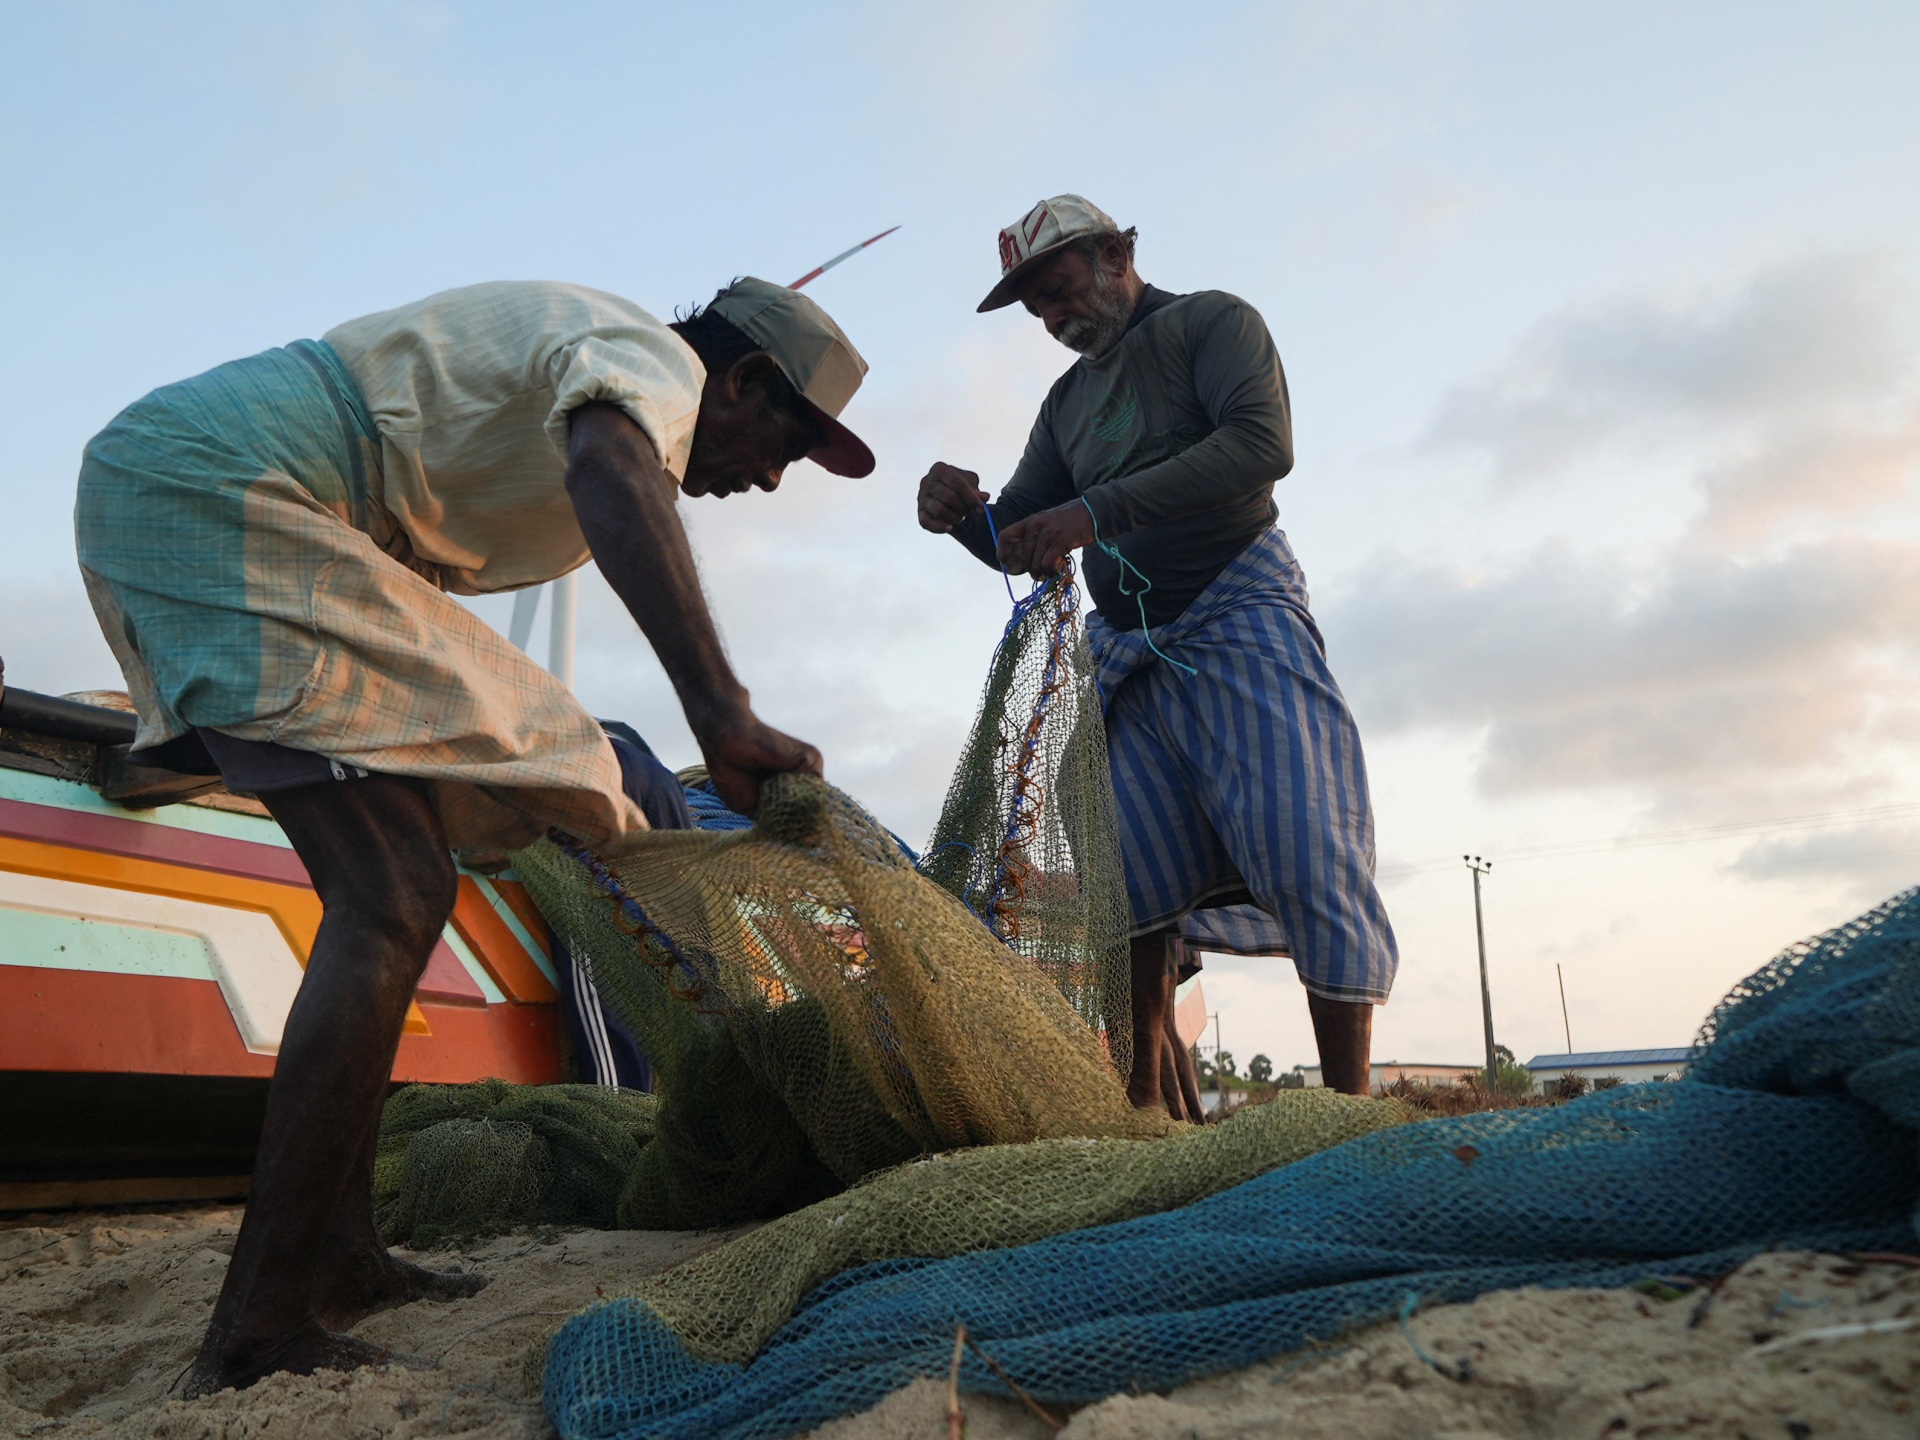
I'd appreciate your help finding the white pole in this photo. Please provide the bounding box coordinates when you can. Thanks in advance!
[508,586,543,652]
[549,572,578,689]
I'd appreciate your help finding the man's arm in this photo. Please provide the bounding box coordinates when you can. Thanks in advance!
[564,402,820,815]
[918,409,1078,570]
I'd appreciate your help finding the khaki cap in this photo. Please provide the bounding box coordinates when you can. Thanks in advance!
[710,277,875,477]
[978,194,1121,313]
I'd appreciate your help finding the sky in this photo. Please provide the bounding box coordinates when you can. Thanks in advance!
[3,1,1919,1075]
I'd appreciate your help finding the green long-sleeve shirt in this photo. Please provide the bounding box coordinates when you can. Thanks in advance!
[954,284,1292,628]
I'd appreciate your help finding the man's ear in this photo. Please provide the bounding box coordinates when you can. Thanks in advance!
[724,350,783,402]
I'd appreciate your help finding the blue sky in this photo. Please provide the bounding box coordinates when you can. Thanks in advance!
[4,1,1919,1072]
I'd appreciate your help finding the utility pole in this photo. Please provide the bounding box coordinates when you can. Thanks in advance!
[1212,1011,1224,1114]
[1464,856,1497,1095]
[1556,963,1574,1054]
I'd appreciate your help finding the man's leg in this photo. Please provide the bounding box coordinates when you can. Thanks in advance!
[182,774,463,1395]
[1164,1011,1204,1120]
[310,1094,487,1331]
[1308,992,1373,1096]
[1128,929,1186,1116]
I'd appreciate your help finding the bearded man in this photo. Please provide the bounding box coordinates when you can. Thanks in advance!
[917,196,1397,1116]
[75,276,872,1392]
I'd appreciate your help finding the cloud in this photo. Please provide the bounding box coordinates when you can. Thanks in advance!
[1728,824,1920,907]
[1334,534,1920,797]
[1331,252,1920,817]
[1425,252,1920,541]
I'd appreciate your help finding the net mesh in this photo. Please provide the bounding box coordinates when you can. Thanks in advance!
[629,1087,1408,1368]
[540,885,1920,1440]
[917,566,1133,1077]
[374,1081,657,1249]
[378,568,1160,1238]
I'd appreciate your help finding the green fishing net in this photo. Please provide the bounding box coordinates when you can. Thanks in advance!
[630,1087,1410,1367]
[374,1081,657,1249]
[918,564,1134,1079]
[378,569,1163,1241]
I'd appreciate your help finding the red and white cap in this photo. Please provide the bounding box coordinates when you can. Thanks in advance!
[977,194,1121,313]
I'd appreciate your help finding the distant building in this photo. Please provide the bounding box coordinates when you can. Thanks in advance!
[1299,1061,1482,1090]
[1524,1048,1693,1091]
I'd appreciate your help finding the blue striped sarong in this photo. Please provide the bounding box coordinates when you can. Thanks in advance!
[1087,528,1398,1003]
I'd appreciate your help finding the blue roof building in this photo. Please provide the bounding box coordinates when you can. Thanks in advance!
[1524,1047,1695,1090]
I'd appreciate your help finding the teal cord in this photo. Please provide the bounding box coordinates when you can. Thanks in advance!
[1080,497,1197,676]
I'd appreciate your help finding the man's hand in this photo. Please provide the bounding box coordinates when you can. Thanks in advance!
[917,462,989,533]
[697,709,824,817]
[995,499,1096,578]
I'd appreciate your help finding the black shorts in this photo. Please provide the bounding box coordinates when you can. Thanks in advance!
[133,728,372,794]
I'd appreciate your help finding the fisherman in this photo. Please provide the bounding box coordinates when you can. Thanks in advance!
[74,277,874,1392]
[917,196,1397,1116]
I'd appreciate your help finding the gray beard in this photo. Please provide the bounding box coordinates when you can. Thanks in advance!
[1056,268,1133,358]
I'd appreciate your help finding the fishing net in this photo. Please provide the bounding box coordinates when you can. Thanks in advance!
[374,1081,657,1249]
[625,1086,1408,1368]
[378,568,1157,1238]
[541,885,1920,1440]
[917,565,1133,1076]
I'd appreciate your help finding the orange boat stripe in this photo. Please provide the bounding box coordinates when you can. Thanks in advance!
[489,878,554,960]
[451,877,559,1004]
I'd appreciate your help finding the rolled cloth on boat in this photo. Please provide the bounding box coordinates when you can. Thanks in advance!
[74,339,644,853]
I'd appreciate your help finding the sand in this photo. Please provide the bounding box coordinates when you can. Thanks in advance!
[3,1205,1914,1439]
[0,1203,749,1439]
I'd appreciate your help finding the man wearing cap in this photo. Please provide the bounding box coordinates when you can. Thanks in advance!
[918,197,1398,1117]
[75,277,874,1392]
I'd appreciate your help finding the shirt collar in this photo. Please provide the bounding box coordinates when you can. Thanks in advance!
[1125,284,1175,333]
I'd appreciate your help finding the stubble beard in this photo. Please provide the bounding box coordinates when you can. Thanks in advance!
[1056,264,1133,358]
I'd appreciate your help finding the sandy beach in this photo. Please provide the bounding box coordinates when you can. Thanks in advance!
[3,1202,1914,1439]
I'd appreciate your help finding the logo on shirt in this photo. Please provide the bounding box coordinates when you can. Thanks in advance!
[1092,391,1139,444]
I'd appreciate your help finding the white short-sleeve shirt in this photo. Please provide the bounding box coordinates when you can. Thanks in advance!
[323,281,706,594]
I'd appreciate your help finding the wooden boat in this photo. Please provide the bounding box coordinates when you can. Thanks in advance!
[0,669,563,1211]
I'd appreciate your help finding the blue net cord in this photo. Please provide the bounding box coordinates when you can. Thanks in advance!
[983,572,1077,941]
[1079,496,1197,676]
[981,501,1020,605]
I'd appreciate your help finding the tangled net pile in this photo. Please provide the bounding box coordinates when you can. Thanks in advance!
[542,883,1920,1439]
[379,568,1170,1238]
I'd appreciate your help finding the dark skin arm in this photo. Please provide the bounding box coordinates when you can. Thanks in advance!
[916,462,1094,579]
[565,401,820,814]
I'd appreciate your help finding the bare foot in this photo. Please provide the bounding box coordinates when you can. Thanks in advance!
[176,1322,398,1398]
[312,1249,488,1331]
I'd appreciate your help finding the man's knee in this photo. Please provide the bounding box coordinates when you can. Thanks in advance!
[268,778,458,955]
[370,844,458,952]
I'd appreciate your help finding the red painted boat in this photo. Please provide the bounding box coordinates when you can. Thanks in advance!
[0,670,564,1210]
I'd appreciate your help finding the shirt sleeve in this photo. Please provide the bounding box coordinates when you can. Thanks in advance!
[1080,295,1293,537]
[543,329,707,480]
[951,399,1081,567]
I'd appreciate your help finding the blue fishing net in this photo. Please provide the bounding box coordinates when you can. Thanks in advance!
[544,885,1920,1440]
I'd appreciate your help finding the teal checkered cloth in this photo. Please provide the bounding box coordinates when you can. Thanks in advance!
[75,341,643,852]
